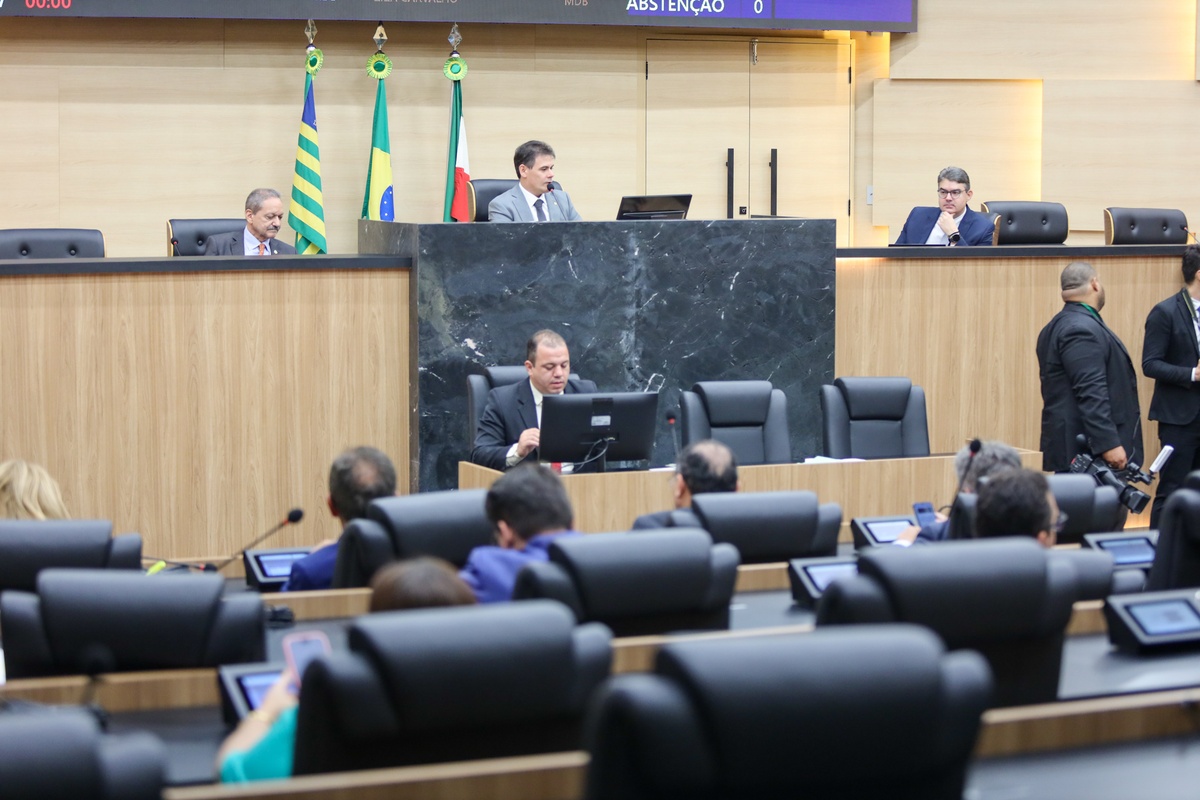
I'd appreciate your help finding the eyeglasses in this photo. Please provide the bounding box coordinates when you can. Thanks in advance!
[936,189,965,198]
[1054,511,1070,534]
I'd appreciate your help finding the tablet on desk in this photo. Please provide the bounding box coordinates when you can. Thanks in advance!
[1106,590,1200,654]
[1082,531,1158,568]
[850,515,915,548]
[788,556,858,607]
[218,663,285,724]
[243,547,311,592]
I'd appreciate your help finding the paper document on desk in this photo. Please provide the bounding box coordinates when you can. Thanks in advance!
[804,456,866,464]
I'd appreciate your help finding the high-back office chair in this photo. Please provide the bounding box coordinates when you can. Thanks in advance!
[1046,473,1122,544]
[1104,207,1189,245]
[0,711,165,800]
[689,491,841,563]
[1146,487,1200,591]
[980,201,1069,245]
[1,569,265,679]
[817,538,1083,707]
[0,520,141,594]
[466,179,562,222]
[465,365,591,451]
[513,530,739,636]
[293,601,611,774]
[584,625,991,800]
[166,218,243,256]
[819,377,930,459]
[332,489,492,587]
[0,228,106,259]
[679,381,791,465]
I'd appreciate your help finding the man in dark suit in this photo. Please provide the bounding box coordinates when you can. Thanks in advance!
[1037,262,1143,479]
[894,166,994,247]
[203,188,297,256]
[1142,245,1200,526]
[632,440,739,529]
[488,140,582,223]
[471,330,597,471]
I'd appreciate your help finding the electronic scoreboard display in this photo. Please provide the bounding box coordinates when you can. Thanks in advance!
[0,0,916,31]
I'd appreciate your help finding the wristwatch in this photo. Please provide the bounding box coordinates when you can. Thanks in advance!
[947,231,962,245]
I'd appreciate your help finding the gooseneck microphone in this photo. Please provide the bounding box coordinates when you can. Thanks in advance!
[947,438,982,509]
[545,186,563,221]
[208,508,305,573]
[666,411,681,465]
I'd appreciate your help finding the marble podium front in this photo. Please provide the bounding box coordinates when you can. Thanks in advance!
[360,218,835,491]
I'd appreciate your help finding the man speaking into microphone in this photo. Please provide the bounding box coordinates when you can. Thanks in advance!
[488,140,583,222]
[1036,262,1143,484]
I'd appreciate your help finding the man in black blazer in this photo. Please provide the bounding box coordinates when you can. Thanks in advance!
[1036,262,1143,478]
[471,330,597,471]
[1142,245,1200,526]
[202,188,297,256]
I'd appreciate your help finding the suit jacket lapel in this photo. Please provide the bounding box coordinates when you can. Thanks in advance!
[1178,291,1200,360]
[516,379,538,431]
[515,189,534,222]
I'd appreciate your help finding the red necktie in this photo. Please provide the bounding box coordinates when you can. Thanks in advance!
[257,242,267,256]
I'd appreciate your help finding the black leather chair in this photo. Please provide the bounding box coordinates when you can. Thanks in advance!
[817,538,1085,707]
[584,625,991,800]
[689,491,841,563]
[1046,473,1122,544]
[466,179,561,222]
[819,377,930,459]
[166,218,243,256]
[466,365,589,451]
[1104,207,1189,245]
[680,381,791,465]
[513,529,739,636]
[0,520,141,594]
[980,201,1069,245]
[331,489,492,587]
[0,711,164,800]
[0,228,105,259]
[1,569,264,679]
[1146,487,1200,591]
[293,600,611,774]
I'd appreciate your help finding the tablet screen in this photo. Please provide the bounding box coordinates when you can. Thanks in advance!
[804,562,858,592]
[255,551,308,578]
[1128,600,1200,636]
[864,519,911,544]
[237,669,283,710]
[1097,537,1156,565]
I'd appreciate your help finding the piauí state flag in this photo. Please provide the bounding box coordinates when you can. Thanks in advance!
[443,81,471,222]
[362,80,395,221]
[289,73,328,254]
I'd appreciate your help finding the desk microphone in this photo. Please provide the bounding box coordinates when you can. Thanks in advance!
[208,508,305,573]
[1183,226,1198,244]
[78,645,115,730]
[170,238,181,256]
[947,438,982,511]
[546,186,562,221]
[666,411,680,464]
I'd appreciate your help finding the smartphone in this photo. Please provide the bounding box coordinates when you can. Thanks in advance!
[282,630,331,690]
[913,501,937,528]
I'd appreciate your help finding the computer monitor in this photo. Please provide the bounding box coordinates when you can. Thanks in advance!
[540,392,659,472]
[616,194,692,221]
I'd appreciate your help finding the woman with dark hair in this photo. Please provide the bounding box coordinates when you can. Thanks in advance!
[217,558,476,783]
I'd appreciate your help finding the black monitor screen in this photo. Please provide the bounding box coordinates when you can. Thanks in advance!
[616,195,692,221]
[1097,537,1156,566]
[864,519,911,544]
[255,551,308,578]
[804,562,858,592]
[540,392,659,468]
[1129,600,1200,637]
[237,669,284,711]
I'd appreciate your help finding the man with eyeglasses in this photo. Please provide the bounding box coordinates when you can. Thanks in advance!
[974,468,1063,548]
[894,166,994,247]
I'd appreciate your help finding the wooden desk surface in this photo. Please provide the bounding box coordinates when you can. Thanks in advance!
[459,451,1042,537]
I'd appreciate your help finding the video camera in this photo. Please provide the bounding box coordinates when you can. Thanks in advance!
[1068,435,1173,515]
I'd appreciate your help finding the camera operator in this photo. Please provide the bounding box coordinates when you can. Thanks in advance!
[1037,262,1143,524]
[1142,244,1200,528]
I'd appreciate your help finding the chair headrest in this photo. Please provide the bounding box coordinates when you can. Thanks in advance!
[347,601,599,730]
[483,365,530,387]
[691,491,820,562]
[1046,473,1115,535]
[37,569,232,672]
[653,625,989,785]
[166,219,244,256]
[693,381,775,425]
[367,490,492,567]
[468,179,519,222]
[0,228,106,259]
[1104,207,1188,245]
[833,377,913,420]
[549,530,720,616]
[982,201,1069,244]
[0,520,115,593]
[857,539,1056,640]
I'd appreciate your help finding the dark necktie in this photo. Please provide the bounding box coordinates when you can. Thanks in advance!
[534,198,547,222]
